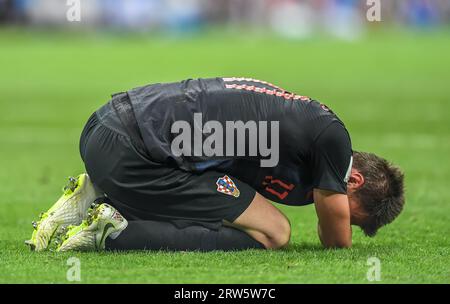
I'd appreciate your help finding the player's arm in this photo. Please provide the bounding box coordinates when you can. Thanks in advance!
[314,189,352,248]
[310,120,353,249]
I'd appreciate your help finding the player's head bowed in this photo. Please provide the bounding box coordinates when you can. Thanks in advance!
[347,151,405,237]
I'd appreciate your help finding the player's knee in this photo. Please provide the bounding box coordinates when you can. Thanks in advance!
[265,217,291,249]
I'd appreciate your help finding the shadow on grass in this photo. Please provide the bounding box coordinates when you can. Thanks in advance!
[4,238,396,257]
[283,241,393,253]
[285,242,324,252]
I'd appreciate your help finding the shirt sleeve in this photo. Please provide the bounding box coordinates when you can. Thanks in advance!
[311,121,353,194]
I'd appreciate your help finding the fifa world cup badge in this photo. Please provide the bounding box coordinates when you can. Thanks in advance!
[216,175,240,198]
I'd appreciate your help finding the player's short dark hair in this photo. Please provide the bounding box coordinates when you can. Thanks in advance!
[352,151,405,237]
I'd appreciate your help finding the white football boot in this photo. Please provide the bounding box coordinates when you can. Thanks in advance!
[56,203,128,252]
[25,173,103,251]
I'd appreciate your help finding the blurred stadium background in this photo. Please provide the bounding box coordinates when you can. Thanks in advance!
[1,0,449,37]
[0,0,449,283]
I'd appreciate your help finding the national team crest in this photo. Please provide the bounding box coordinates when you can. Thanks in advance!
[216,175,240,198]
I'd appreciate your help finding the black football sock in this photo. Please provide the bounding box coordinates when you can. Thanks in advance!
[105,220,265,251]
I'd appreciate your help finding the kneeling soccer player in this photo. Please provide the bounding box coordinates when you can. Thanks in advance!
[26,77,405,252]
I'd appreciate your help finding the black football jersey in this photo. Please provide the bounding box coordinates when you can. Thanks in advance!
[126,77,353,206]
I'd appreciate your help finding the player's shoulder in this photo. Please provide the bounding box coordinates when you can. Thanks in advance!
[301,99,347,136]
[313,118,352,154]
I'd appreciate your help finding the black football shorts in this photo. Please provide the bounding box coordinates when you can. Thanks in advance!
[79,101,256,229]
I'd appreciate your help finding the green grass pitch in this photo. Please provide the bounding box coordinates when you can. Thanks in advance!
[0,28,449,283]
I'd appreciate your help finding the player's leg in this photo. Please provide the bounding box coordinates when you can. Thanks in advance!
[226,192,291,249]
[105,192,291,251]
[99,169,271,251]
[101,170,290,251]
[106,220,264,251]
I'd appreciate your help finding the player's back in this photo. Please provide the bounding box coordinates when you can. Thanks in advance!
[127,77,344,172]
